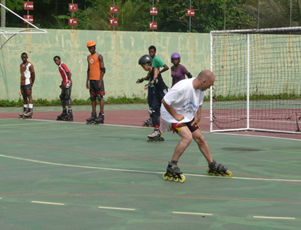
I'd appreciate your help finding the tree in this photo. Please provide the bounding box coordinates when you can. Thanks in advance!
[238,0,301,28]
[157,0,253,32]
[77,0,149,31]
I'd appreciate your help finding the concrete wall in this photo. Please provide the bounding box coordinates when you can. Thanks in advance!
[0,29,210,101]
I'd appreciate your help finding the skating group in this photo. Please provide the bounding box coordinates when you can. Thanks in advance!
[19,42,233,182]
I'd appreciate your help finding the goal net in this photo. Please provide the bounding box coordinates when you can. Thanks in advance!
[210,27,301,134]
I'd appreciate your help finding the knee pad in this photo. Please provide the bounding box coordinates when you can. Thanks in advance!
[90,94,96,101]
[59,94,66,106]
[148,107,155,115]
[96,94,103,101]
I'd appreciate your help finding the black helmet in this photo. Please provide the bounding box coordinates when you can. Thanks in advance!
[138,54,152,65]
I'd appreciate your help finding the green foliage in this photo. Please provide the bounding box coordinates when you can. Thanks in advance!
[6,0,26,11]
[4,0,300,33]
[213,93,301,101]
[0,96,147,107]
[106,96,147,104]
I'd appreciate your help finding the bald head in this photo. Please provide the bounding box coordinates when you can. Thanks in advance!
[197,70,215,82]
[193,70,215,91]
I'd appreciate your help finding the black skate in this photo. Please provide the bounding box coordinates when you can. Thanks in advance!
[163,162,186,183]
[86,111,97,124]
[147,129,164,142]
[206,160,233,177]
[23,110,33,119]
[64,113,73,121]
[142,117,152,127]
[94,112,104,124]
[57,112,67,121]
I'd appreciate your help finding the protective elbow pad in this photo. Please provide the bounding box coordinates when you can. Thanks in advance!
[101,67,106,73]
[187,72,192,78]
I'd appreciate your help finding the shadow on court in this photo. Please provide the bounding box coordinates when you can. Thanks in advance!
[0,107,300,230]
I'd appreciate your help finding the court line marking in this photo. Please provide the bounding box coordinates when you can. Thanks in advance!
[0,118,300,141]
[98,206,135,211]
[173,211,213,216]
[0,154,301,183]
[253,216,295,220]
[31,201,65,205]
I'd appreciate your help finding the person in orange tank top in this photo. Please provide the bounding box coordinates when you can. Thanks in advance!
[85,40,106,124]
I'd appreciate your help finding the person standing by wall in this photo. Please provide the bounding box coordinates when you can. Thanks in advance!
[53,56,73,121]
[19,52,35,119]
[86,40,106,124]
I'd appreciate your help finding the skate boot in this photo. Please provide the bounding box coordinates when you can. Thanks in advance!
[94,112,104,124]
[19,108,27,118]
[163,162,186,183]
[64,112,73,121]
[86,111,97,124]
[142,117,152,127]
[206,160,233,177]
[57,111,67,121]
[23,109,33,119]
[147,128,164,142]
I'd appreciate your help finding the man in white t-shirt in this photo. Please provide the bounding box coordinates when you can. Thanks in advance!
[161,70,232,182]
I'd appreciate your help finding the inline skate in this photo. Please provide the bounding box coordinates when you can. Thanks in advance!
[19,108,27,119]
[64,112,73,121]
[163,162,186,183]
[57,111,67,121]
[142,117,152,127]
[147,128,164,142]
[206,160,233,177]
[86,111,97,124]
[23,110,33,119]
[94,112,104,124]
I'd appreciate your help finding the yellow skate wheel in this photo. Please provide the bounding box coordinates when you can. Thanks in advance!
[179,174,186,183]
[206,168,213,175]
[168,174,173,181]
[174,178,179,182]
[226,170,233,178]
[214,172,219,176]
[163,173,168,180]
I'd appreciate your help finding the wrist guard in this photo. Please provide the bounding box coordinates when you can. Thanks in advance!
[187,72,192,78]
[138,78,144,83]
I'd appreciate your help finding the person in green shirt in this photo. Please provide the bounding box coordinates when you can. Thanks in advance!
[138,45,169,127]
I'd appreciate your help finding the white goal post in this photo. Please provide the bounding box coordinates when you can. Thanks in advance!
[0,3,47,49]
[210,27,301,134]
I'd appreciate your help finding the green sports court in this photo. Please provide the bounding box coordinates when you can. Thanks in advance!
[0,104,300,230]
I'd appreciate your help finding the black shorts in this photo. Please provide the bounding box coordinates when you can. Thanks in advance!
[172,118,199,133]
[89,80,105,96]
[20,84,32,90]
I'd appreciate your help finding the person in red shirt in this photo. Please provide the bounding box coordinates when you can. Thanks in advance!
[53,56,73,121]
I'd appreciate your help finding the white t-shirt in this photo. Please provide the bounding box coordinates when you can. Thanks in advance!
[160,78,205,123]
